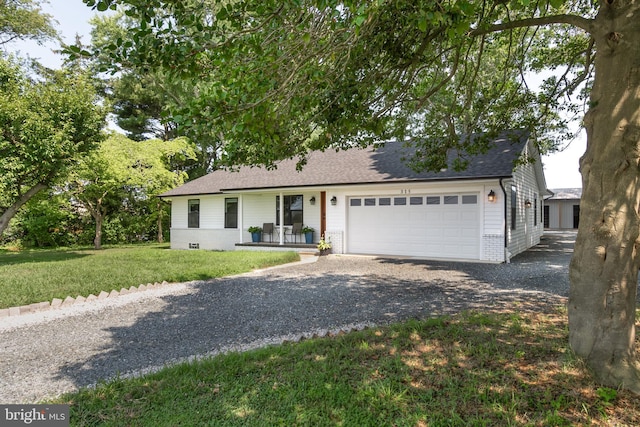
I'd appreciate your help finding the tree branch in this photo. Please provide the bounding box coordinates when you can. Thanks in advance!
[471,14,594,36]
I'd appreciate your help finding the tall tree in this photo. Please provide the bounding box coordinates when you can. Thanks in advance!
[86,13,174,141]
[84,0,640,391]
[0,58,106,236]
[83,12,222,177]
[68,133,195,249]
[0,0,57,49]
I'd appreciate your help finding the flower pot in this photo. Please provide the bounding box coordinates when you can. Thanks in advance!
[251,232,261,243]
[304,231,314,244]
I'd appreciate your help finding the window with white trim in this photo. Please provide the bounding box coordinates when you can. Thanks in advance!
[225,198,238,228]
[394,197,406,205]
[188,199,200,228]
[276,195,303,225]
[444,195,458,204]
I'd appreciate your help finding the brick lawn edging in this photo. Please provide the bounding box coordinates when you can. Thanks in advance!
[0,281,171,318]
[0,254,320,319]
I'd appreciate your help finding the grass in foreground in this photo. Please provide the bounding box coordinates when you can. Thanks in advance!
[54,309,640,426]
[0,245,299,309]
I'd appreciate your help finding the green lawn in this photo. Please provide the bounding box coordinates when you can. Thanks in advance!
[4,246,639,424]
[54,309,640,426]
[0,245,299,309]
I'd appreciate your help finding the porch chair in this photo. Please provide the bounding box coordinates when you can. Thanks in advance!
[290,222,303,243]
[262,223,275,242]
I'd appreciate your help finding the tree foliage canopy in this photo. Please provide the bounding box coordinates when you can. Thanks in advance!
[67,133,196,248]
[0,0,107,238]
[0,58,106,232]
[82,0,594,170]
[77,12,227,176]
[0,0,58,48]
[82,0,640,393]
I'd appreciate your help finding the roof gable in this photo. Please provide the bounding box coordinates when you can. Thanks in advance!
[161,130,532,197]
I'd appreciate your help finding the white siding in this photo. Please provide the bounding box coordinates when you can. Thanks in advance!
[171,198,188,229]
[168,192,322,249]
[324,192,346,254]
[505,146,545,259]
[546,200,579,229]
[325,181,502,261]
[200,196,223,228]
[242,194,275,241]
[171,228,239,250]
[167,158,546,262]
[169,196,225,229]
[481,183,506,262]
[242,192,322,242]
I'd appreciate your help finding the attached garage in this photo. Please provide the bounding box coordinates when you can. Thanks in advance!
[346,193,481,260]
[162,130,548,263]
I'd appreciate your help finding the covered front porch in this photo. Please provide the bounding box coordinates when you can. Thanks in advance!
[240,190,326,246]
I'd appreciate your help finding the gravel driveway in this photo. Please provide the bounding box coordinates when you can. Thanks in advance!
[0,231,574,403]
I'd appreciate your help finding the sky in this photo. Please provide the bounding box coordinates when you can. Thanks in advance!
[9,0,585,190]
[9,0,98,68]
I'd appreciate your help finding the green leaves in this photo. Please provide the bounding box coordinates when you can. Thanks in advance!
[83,0,593,171]
[0,0,58,46]
[96,1,110,12]
[0,59,106,229]
[515,0,567,10]
[548,0,566,9]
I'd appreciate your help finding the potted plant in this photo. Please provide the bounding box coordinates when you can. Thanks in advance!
[248,226,262,243]
[302,226,315,244]
[317,235,332,255]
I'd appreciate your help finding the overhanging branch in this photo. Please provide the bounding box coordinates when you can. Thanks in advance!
[471,14,593,36]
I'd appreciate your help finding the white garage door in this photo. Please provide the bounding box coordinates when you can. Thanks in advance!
[347,193,480,260]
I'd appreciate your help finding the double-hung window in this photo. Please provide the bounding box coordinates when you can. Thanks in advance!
[276,195,303,225]
[225,198,238,228]
[188,199,200,228]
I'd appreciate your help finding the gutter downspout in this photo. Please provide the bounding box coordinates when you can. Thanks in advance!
[499,178,509,263]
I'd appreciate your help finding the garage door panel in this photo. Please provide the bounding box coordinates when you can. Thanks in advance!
[425,212,443,222]
[461,211,479,221]
[347,193,480,260]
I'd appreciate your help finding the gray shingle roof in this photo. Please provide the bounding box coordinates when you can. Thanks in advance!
[548,188,582,200]
[161,130,531,197]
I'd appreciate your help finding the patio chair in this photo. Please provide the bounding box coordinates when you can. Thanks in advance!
[262,223,274,242]
[290,222,303,243]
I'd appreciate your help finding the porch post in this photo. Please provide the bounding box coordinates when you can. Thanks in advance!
[279,192,284,245]
[238,195,244,243]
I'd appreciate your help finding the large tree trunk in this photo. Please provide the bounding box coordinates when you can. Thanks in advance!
[85,198,106,250]
[569,0,640,392]
[0,183,48,236]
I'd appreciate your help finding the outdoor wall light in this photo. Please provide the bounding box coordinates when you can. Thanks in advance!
[309,196,316,205]
[330,196,337,206]
[487,190,496,203]
[524,199,532,208]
